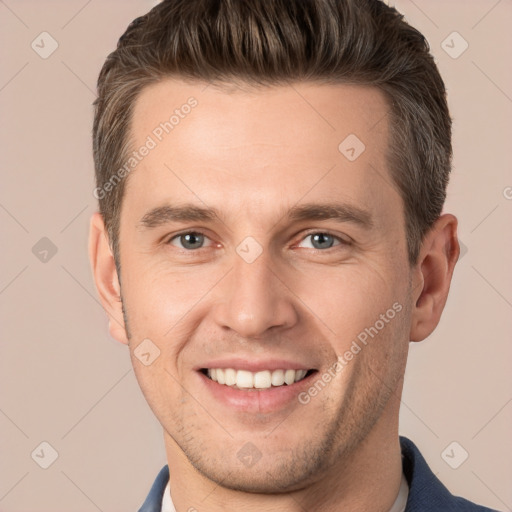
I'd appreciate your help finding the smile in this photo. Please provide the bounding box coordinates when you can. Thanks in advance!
[201,368,315,390]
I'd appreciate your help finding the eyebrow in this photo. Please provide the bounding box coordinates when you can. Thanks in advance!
[288,203,373,229]
[138,202,374,230]
[139,204,218,228]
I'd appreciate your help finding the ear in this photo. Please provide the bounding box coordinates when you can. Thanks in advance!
[409,213,460,342]
[88,212,129,345]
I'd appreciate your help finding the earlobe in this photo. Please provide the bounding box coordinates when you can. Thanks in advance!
[88,212,129,345]
[409,214,460,342]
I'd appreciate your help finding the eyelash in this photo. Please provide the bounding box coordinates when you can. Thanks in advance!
[165,230,351,252]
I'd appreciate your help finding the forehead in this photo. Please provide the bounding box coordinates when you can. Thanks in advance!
[124,78,398,228]
[131,78,390,153]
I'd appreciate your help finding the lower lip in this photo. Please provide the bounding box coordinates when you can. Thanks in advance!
[197,370,316,414]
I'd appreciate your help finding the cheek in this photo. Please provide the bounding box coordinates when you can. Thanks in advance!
[120,258,218,335]
[130,358,187,429]
[294,263,405,345]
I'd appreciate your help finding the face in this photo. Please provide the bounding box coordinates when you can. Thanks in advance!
[116,79,413,492]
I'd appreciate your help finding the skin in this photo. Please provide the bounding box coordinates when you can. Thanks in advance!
[89,78,459,511]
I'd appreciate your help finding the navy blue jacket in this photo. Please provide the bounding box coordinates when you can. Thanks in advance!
[138,436,499,511]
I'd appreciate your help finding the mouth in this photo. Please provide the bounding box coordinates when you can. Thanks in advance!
[195,358,321,413]
[199,367,317,390]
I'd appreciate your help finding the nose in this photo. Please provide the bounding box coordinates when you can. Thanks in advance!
[212,248,299,339]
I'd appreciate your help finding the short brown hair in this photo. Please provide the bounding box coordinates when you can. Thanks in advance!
[93,0,452,268]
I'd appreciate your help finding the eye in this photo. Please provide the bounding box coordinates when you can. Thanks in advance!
[297,232,348,250]
[167,231,212,250]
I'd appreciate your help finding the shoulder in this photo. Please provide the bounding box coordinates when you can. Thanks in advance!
[400,436,499,512]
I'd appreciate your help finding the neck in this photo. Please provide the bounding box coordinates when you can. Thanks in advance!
[164,383,404,512]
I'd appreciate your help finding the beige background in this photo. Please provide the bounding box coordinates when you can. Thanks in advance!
[0,0,511,510]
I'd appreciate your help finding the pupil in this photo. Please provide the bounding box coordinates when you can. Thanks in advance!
[313,233,333,249]
[182,233,203,249]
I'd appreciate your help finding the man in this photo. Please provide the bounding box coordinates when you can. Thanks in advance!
[88,0,498,511]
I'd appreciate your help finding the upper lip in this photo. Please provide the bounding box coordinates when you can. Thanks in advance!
[195,358,317,372]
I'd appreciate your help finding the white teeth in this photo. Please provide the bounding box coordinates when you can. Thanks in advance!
[236,370,254,388]
[254,370,272,389]
[284,369,296,385]
[295,369,307,382]
[271,369,285,386]
[206,368,310,389]
[224,368,236,386]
